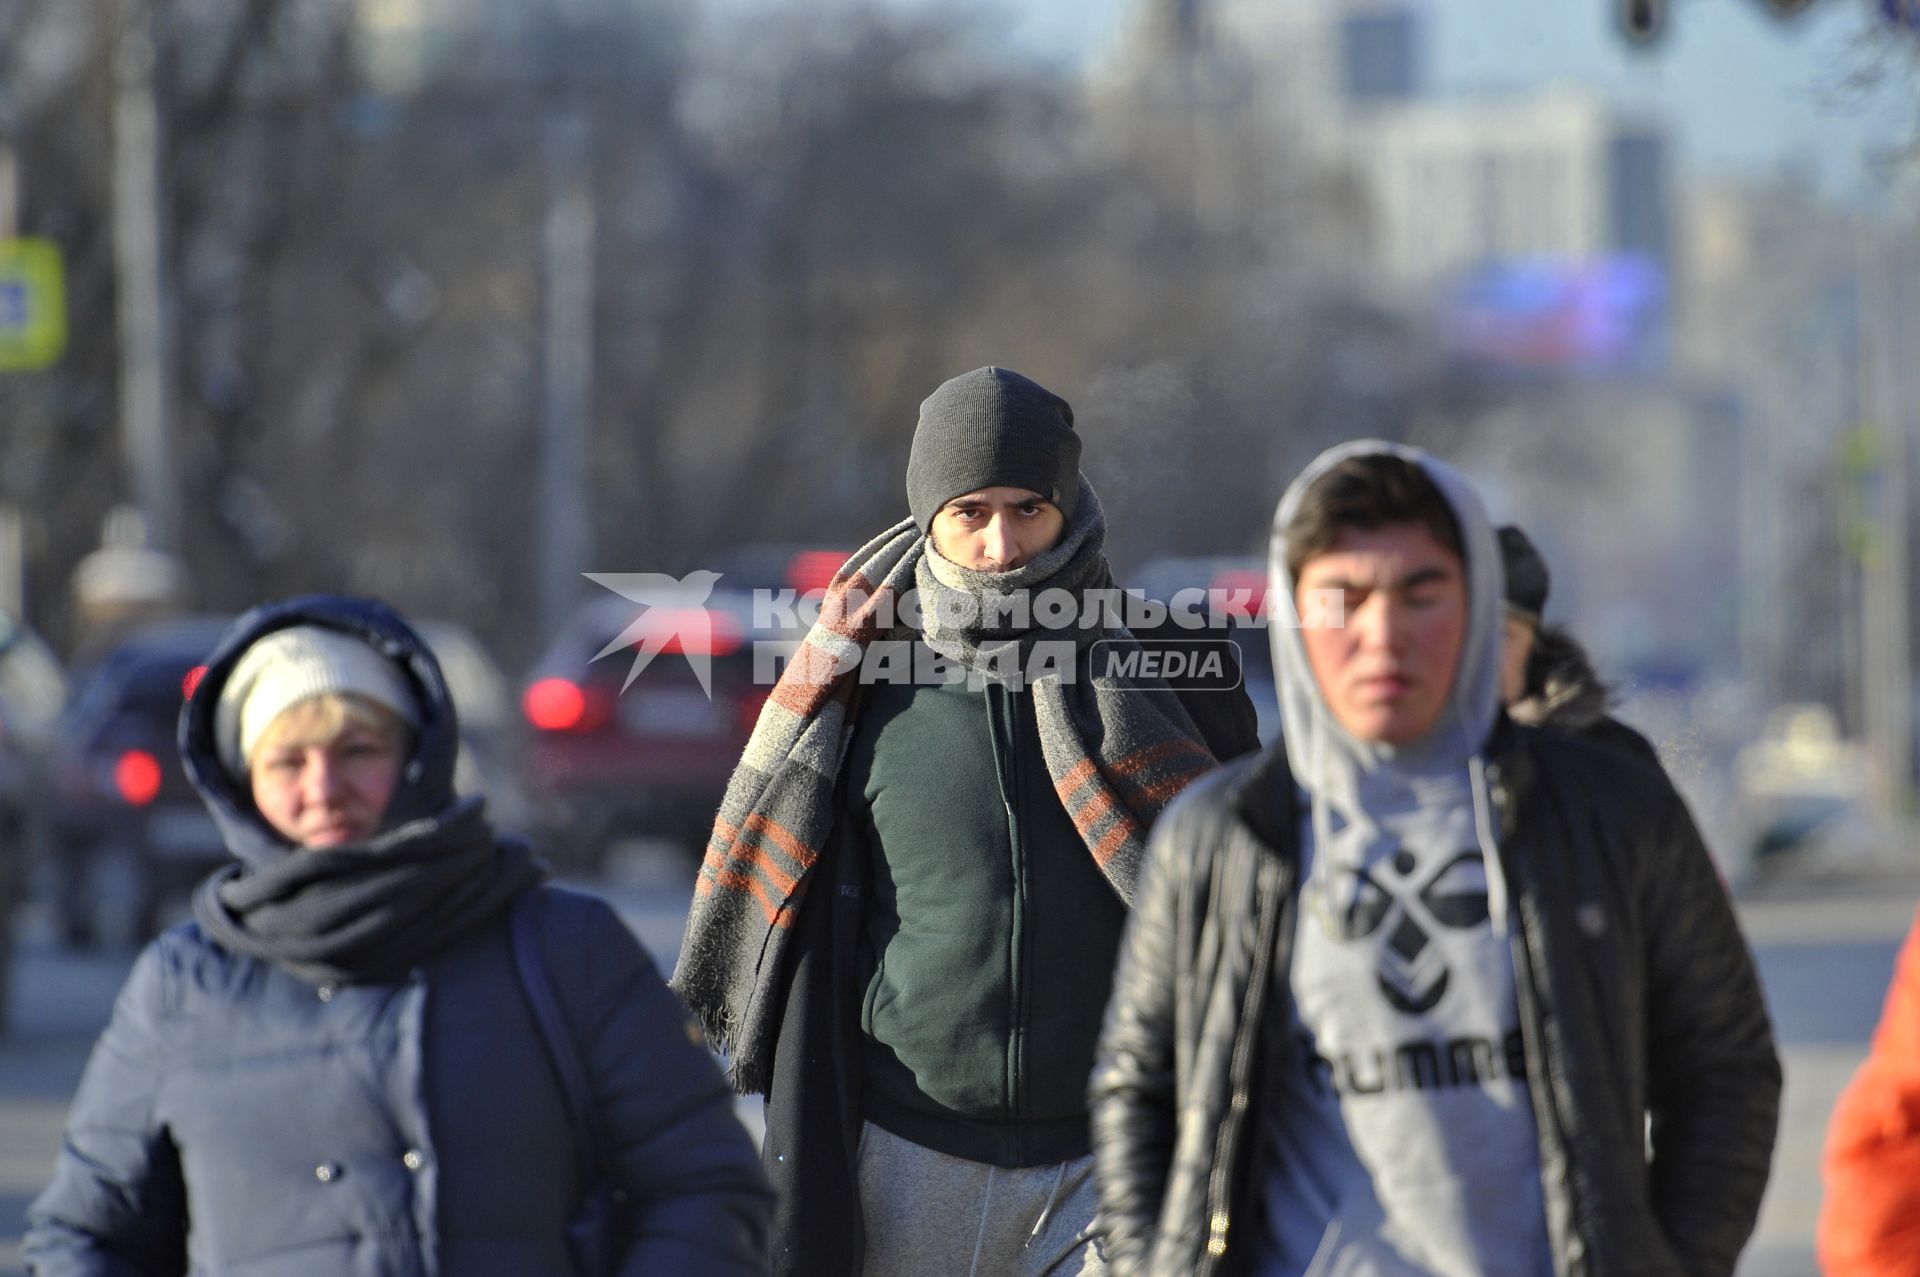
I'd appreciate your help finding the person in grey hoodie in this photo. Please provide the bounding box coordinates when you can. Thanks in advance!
[1089,441,1780,1277]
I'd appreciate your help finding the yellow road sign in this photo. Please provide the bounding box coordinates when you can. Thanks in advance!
[0,237,67,371]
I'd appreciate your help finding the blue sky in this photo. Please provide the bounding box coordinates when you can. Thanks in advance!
[981,0,1917,201]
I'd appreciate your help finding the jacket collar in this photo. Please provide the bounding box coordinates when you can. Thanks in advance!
[1228,742,1299,853]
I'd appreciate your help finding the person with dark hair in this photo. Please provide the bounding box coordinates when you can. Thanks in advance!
[25,595,771,1276]
[1090,441,1780,1276]
[674,367,1260,1277]
[1497,525,1661,767]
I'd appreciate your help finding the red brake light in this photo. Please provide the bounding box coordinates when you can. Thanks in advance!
[182,664,208,700]
[115,749,164,806]
[787,550,844,596]
[524,678,588,731]
[1209,569,1269,617]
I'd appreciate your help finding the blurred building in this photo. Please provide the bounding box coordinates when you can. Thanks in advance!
[1209,0,1426,142]
[1677,174,1920,742]
[1450,380,1743,684]
[1346,87,1670,290]
[1105,0,1671,295]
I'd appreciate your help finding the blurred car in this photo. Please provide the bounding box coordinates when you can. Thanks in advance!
[1127,555,1279,747]
[520,589,781,872]
[1735,702,1884,870]
[519,547,848,872]
[705,542,848,599]
[42,616,232,949]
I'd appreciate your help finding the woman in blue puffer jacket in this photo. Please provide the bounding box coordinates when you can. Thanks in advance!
[24,595,771,1276]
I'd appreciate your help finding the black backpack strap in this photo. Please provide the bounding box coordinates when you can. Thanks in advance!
[509,892,606,1183]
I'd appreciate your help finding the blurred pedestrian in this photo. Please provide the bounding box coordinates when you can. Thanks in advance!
[674,367,1260,1277]
[25,594,770,1276]
[1819,905,1920,1276]
[1498,524,1661,766]
[1090,442,1780,1276]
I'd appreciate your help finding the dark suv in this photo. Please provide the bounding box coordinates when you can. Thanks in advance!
[42,617,231,948]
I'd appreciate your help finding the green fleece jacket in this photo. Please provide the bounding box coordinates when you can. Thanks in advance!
[847,662,1128,1168]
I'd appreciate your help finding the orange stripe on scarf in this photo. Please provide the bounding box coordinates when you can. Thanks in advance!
[817,573,885,638]
[1091,811,1142,868]
[1053,757,1100,805]
[1133,760,1214,808]
[744,812,820,874]
[704,818,814,898]
[709,865,789,927]
[1112,737,1214,777]
[1070,783,1121,833]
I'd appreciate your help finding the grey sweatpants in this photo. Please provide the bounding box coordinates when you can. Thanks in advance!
[857,1121,1109,1277]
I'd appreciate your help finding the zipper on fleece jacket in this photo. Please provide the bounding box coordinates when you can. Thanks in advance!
[986,682,1032,1164]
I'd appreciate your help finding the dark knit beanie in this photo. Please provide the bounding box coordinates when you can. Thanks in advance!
[1498,525,1551,622]
[906,367,1081,532]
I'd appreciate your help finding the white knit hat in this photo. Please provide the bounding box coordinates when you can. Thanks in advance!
[215,625,420,777]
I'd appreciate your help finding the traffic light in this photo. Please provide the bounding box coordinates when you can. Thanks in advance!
[1620,0,1815,44]
[1621,0,1663,40]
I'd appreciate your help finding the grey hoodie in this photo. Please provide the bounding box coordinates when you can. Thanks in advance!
[1253,441,1551,1276]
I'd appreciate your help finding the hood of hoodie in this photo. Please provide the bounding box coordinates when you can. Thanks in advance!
[1255,442,1552,1275]
[1267,439,1503,807]
[180,595,463,873]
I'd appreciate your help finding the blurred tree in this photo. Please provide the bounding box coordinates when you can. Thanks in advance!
[0,0,1454,669]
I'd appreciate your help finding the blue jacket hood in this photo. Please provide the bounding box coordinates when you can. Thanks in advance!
[179,594,462,871]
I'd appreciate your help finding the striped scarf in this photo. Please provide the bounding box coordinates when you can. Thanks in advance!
[672,480,1220,1092]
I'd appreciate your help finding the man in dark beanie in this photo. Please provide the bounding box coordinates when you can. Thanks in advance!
[906,366,1083,535]
[676,366,1259,1276]
[1498,523,1661,766]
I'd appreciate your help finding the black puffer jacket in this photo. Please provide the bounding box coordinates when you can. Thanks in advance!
[1510,626,1662,769]
[1089,721,1781,1277]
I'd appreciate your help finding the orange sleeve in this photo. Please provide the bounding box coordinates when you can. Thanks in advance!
[1820,909,1920,1276]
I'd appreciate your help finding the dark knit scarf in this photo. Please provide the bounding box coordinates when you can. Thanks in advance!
[673,479,1219,1092]
[193,796,546,986]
